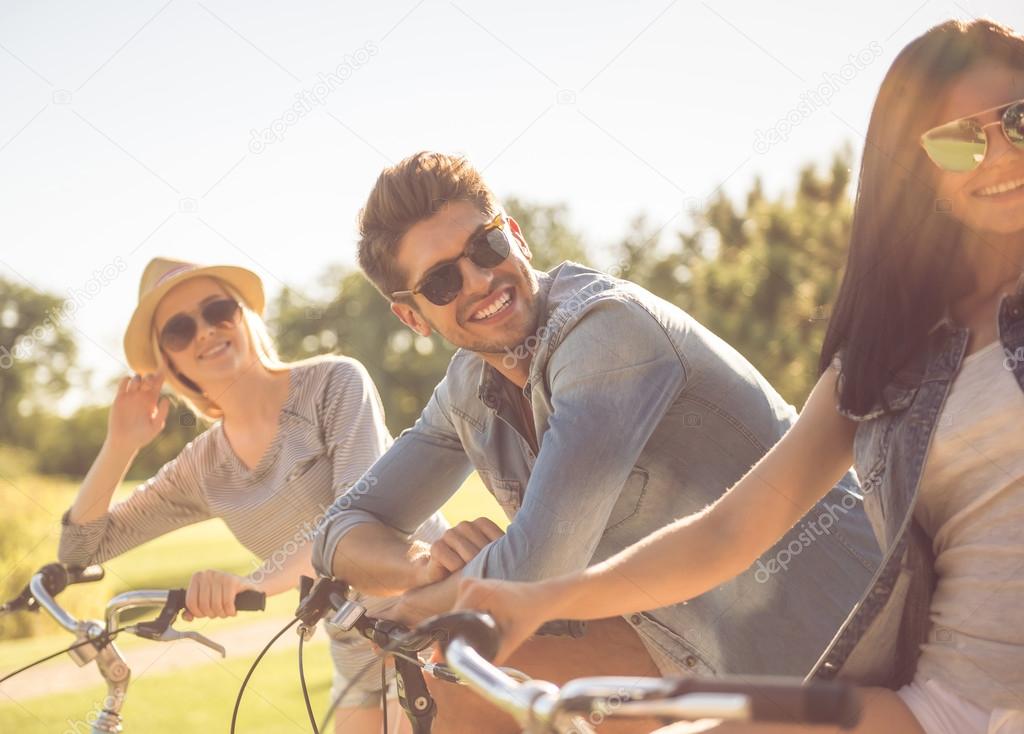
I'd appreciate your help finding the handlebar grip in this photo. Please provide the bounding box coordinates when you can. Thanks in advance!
[420,611,501,662]
[234,590,266,612]
[536,619,587,638]
[672,678,860,729]
[66,565,105,585]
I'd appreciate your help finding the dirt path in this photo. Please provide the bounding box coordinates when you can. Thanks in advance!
[0,615,327,702]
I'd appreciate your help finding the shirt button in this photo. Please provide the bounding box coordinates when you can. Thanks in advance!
[629,614,643,625]
[684,655,698,668]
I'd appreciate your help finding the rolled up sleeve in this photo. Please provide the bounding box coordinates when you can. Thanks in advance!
[311,375,473,578]
[58,440,211,567]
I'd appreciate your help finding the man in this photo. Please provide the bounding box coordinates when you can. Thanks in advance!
[312,151,880,733]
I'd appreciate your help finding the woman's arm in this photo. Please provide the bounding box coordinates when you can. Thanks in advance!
[68,374,169,525]
[456,367,858,661]
[59,374,212,567]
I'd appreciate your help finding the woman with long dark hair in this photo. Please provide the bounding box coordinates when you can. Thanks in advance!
[455,19,1024,733]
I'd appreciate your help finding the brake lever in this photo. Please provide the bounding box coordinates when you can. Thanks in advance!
[128,623,226,657]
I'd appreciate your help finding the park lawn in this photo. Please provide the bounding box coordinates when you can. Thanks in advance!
[0,468,506,731]
[0,642,336,733]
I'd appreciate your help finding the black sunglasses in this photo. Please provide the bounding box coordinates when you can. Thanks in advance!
[158,297,241,353]
[390,213,511,306]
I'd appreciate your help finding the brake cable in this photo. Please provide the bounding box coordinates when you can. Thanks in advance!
[0,627,130,686]
[230,616,300,734]
[297,631,319,734]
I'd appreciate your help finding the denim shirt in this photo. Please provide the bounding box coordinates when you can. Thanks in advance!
[313,262,880,677]
[809,274,1024,687]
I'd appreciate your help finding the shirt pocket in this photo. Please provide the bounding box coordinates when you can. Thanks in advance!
[477,470,523,520]
[284,455,318,482]
[605,466,649,531]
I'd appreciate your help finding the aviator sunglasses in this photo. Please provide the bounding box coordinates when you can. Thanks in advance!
[390,213,511,306]
[920,97,1024,172]
[158,297,242,353]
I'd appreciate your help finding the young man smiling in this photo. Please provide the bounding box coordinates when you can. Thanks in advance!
[312,152,880,733]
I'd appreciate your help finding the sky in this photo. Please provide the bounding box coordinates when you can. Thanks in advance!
[2,0,1022,412]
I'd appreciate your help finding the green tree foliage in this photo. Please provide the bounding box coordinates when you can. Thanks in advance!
[670,149,853,404]
[6,148,854,475]
[0,278,76,444]
[31,398,203,481]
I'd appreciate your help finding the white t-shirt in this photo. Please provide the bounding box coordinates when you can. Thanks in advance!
[914,339,1024,710]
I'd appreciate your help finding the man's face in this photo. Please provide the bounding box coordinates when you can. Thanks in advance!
[390,200,541,354]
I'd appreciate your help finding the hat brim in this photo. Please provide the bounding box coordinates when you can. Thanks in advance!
[124,265,265,374]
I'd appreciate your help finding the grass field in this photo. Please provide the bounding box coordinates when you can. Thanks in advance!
[0,453,506,733]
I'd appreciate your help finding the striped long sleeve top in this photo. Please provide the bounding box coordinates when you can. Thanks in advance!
[59,356,446,567]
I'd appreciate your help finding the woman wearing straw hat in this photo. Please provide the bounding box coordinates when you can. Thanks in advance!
[57,257,493,732]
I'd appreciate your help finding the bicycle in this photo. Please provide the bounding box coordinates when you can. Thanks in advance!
[430,610,861,733]
[0,562,266,733]
[260,578,861,734]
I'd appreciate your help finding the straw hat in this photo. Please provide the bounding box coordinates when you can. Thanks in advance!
[124,257,265,374]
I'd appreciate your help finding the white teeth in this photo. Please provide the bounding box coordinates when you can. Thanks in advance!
[977,176,1024,196]
[199,341,229,359]
[472,291,512,321]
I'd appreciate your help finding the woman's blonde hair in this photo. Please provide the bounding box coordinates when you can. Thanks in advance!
[151,279,287,421]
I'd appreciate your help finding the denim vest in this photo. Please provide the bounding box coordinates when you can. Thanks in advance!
[809,275,1024,687]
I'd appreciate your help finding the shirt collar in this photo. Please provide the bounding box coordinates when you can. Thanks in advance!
[476,268,555,407]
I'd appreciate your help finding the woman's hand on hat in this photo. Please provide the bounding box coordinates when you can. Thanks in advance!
[106,373,171,453]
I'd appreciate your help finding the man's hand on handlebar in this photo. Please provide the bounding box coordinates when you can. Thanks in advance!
[411,517,505,589]
[183,569,258,620]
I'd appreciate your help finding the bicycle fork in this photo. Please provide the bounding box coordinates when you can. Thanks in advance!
[395,655,436,734]
[87,643,130,733]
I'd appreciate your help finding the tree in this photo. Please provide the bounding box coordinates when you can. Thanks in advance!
[0,278,76,445]
[640,147,854,405]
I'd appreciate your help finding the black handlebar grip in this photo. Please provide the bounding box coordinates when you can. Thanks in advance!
[421,611,501,662]
[671,677,861,729]
[536,619,587,638]
[234,590,266,612]
[38,564,70,597]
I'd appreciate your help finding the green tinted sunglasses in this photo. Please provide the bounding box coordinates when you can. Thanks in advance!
[920,97,1024,172]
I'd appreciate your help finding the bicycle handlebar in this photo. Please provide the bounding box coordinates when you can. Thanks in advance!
[660,676,860,728]
[3,563,267,734]
[420,611,862,732]
[4,563,266,637]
